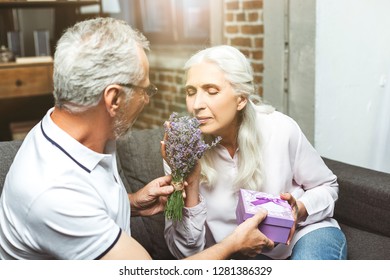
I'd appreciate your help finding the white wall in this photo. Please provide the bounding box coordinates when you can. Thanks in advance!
[315,0,390,173]
[264,0,390,173]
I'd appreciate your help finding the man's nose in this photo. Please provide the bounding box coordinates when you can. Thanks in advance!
[144,93,150,104]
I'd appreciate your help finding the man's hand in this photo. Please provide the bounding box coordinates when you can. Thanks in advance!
[186,209,273,260]
[128,175,174,217]
[228,209,274,257]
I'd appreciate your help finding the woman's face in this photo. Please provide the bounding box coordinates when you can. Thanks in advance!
[185,61,247,138]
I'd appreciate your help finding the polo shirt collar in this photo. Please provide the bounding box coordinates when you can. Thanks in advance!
[41,108,114,173]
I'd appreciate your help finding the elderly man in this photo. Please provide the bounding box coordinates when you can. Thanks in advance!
[0,17,273,260]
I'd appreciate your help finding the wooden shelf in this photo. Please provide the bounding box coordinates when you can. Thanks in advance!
[0,0,102,140]
[0,0,100,8]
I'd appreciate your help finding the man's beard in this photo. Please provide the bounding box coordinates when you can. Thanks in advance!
[113,109,134,140]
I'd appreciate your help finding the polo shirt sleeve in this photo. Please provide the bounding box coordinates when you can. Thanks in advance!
[25,184,121,260]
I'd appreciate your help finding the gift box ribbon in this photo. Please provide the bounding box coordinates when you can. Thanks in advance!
[250,196,290,209]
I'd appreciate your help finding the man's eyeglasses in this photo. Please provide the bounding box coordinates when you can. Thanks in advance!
[118,83,158,97]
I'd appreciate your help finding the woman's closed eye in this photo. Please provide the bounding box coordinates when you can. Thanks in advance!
[185,84,221,96]
[206,87,219,95]
[185,86,197,96]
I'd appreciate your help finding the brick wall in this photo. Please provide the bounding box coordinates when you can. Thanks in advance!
[134,0,264,130]
[225,0,264,96]
[134,68,186,129]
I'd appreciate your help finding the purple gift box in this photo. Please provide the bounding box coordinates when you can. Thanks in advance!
[236,189,294,244]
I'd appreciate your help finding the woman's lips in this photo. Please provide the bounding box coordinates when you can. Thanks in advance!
[197,117,211,124]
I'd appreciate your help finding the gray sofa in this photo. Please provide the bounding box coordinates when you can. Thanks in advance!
[1,127,389,259]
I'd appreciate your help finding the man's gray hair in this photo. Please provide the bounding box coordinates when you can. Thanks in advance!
[53,17,150,112]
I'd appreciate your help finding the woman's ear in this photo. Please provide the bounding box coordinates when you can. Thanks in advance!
[237,96,248,111]
[103,85,122,117]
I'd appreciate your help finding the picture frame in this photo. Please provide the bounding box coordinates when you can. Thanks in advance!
[7,31,24,57]
[33,29,51,57]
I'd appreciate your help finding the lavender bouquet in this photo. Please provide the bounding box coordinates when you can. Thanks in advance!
[164,112,221,221]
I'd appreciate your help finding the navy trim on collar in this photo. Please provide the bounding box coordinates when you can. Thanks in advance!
[40,121,91,173]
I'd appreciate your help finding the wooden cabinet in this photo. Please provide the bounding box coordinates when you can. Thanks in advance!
[0,0,102,140]
[0,62,53,99]
[0,60,54,141]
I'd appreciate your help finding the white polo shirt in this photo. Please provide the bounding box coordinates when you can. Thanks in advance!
[0,108,130,259]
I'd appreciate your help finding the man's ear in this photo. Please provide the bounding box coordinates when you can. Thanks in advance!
[103,85,122,117]
[237,96,248,111]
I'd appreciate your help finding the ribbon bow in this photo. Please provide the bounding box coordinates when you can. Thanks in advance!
[251,196,290,209]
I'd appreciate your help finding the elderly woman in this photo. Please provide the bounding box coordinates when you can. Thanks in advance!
[164,45,347,260]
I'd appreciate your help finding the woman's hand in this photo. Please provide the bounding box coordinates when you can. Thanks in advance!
[160,132,168,162]
[280,192,308,245]
[160,132,201,208]
[182,161,201,207]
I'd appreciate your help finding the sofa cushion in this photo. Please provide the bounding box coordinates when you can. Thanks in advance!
[324,158,390,237]
[116,127,175,259]
[339,223,390,260]
[0,140,23,195]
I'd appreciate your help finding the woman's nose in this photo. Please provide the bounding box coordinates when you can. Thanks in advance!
[193,91,206,110]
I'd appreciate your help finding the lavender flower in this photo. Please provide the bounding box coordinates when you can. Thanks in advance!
[164,112,221,221]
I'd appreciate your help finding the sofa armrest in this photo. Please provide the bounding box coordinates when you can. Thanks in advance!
[323,158,390,237]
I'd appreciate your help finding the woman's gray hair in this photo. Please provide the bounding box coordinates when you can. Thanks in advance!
[184,45,274,191]
[53,17,150,112]
[184,45,261,105]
